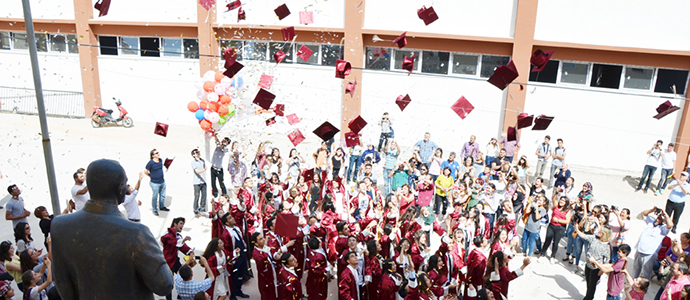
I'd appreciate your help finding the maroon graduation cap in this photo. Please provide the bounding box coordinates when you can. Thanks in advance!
[275,213,299,238]
[417,6,439,25]
[396,94,411,111]
[273,104,285,116]
[299,11,314,25]
[302,168,315,183]
[94,0,111,17]
[392,32,407,49]
[223,61,244,78]
[348,115,367,134]
[154,122,169,137]
[402,54,415,75]
[345,79,357,97]
[335,59,351,79]
[258,74,273,89]
[253,89,275,110]
[163,157,174,169]
[345,131,360,147]
[530,50,555,73]
[265,117,276,126]
[274,4,291,20]
[296,45,314,61]
[288,129,306,146]
[199,0,215,10]
[654,101,681,119]
[281,26,296,41]
[313,121,340,141]
[506,126,517,142]
[517,113,534,129]
[274,50,287,64]
[286,114,300,125]
[487,60,519,90]
[238,7,246,20]
[451,96,474,120]
[223,48,237,69]
[226,0,241,11]
[532,115,554,130]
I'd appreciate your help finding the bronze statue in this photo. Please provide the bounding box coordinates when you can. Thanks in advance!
[51,159,174,299]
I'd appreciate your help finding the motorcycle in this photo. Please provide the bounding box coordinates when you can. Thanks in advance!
[91,98,133,128]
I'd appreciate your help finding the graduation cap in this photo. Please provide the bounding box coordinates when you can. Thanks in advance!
[450,96,474,120]
[265,117,276,126]
[417,6,439,25]
[238,7,246,20]
[517,113,534,129]
[286,113,300,125]
[487,60,519,90]
[274,50,287,64]
[226,0,241,11]
[313,121,340,141]
[164,157,174,169]
[654,100,681,119]
[532,115,554,130]
[275,213,299,238]
[94,0,111,17]
[281,26,296,41]
[253,89,275,110]
[345,79,357,97]
[299,11,314,25]
[274,104,285,116]
[223,61,244,78]
[154,122,169,137]
[199,0,215,11]
[530,50,555,73]
[402,55,415,75]
[335,59,351,79]
[344,131,360,147]
[296,45,314,61]
[288,129,306,146]
[507,126,517,142]
[223,48,237,69]
[396,94,411,111]
[302,168,315,183]
[348,115,367,134]
[258,74,273,89]
[274,4,291,20]
[392,32,407,49]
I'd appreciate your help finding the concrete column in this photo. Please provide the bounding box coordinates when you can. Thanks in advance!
[673,77,690,173]
[73,0,101,116]
[198,4,218,76]
[340,0,365,133]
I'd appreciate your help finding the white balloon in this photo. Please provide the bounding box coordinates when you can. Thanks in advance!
[220,77,233,86]
[196,89,206,100]
[204,110,211,120]
[203,71,216,82]
[207,92,219,102]
[194,79,205,90]
[214,84,226,96]
[211,122,223,131]
[209,112,220,123]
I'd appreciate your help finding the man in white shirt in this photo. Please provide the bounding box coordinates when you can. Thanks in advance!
[657,143,677,196]
[479,183,503,232]
[70,168,90,210]
[122,172,144,222]
[636,140,664,194]
[534,135,551,181]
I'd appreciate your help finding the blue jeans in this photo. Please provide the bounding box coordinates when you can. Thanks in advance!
[607,294,621,300]
[150,182,166,213]
[611,246,619,263]
[347,155,361,182]
[485,156,495,167]
[383,169,392,195]
[565,225,576,255]
[521,230,539,256]
[574,236,589,266]
[637,165,657,191]
[483,213,496,233]
[505,156,513,163]
[658,168,673,191]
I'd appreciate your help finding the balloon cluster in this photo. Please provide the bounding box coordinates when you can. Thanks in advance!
[188,71,244,132]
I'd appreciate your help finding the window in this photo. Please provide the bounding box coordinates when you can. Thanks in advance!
[13,33,28,50]
[528,60,559,83]
[321,45,343,66]
[98,36,118,55]
[67,34,78,54]
[480,55,510,78]
[220,40,243,61]
[394,50,419,72]
[183,39,199,59]
[623,67,653,90]
[560,62,588,84]
[119,36,138,55]
[243,41,267,61]
[590,64,623,89]
[296,44,319,64]
[139,37,160,57]
[34,33,47,52]
[655,69,689,94]
[422,51,449,74]
[365,47,390,70]
[1,32,11,50]
[452,54,478,75]
[163,38,182,57]
[50,35,67,52]
[269,42,293,63]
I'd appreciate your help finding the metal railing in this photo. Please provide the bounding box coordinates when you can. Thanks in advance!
[0,86,84,118]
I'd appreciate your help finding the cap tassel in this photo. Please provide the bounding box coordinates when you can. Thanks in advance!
[372,35,385,43]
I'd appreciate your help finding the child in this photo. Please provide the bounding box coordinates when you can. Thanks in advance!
[622,268,649,300]
[21,256,53,300]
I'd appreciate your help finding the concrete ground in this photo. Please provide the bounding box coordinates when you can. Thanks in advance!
[0,113,685,299]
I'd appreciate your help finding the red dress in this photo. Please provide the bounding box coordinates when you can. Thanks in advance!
[306,249,330,300]
[338,266,360,300]
[252,246,278,300]
[278,266,303,300]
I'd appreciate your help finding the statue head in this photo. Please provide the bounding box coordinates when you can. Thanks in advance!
[86,159,128,205]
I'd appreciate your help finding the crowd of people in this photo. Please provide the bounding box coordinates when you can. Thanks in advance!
[2,116,690,300]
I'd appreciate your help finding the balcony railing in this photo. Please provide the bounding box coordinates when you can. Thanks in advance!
[0,86,84,118]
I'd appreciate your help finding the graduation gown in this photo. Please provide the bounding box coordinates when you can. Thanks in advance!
[306,249,331,300]
[338,266,360,300]
[278,266,303,300]
[463,248,487,300]
[364,255,382,300]
[379,273,401,300]
[160,227,193,269]
[252,246,278,300]
[490,266,524,300]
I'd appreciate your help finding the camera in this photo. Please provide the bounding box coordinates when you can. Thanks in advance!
[611,205,618,211]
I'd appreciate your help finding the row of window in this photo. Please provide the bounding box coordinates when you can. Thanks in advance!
[219,40,344,66]
[98,36,200,59]
[0,31,79,53]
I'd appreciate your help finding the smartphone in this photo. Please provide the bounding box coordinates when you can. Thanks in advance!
[195,256,201,260]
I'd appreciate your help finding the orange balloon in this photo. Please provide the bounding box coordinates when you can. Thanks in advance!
[218,105,229,115]
[187,101,199,112]
[207,101,218,112]
[215,71,225,83]
[203,81,216,92]
[219,95,231,105]
[199,100,209,110]
[200,120,212,130]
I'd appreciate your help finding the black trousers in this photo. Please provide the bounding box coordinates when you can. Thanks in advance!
[583,265,601,300]
[210,167,227,198]
[542,224,567,258]
[232,257,248,295]
[665,200,685,231]
[434,194,448,216]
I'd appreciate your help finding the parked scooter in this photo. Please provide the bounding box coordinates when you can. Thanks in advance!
[91,98,133,128]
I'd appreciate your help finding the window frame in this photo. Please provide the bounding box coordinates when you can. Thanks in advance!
[620,65,656,92]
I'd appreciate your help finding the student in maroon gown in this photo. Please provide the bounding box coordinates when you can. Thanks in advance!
[277,253,303,300]
[364,240,382,300]
[339,251,361,300]
[306,236,333,300]
[487,251,530,300]
[464,236,488,300]
[251,232,279,300]
[379,259,403,300]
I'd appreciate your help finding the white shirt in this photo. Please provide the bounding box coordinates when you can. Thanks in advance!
[71,183,90,211]
[122,190,141,221]
[645,148,662,168]
[661,149,677,169]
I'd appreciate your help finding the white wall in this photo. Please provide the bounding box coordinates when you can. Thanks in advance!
[2,0,74,20]
[520,85,680,172]
[535,0,690,51]
[0,51,81,91]
[90,0,196,23]
[216,0,344,28]
[364,0,517,38]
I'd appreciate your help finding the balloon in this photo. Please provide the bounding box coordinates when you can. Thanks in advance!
[226,86,238,99]
[187,101,199,112]
[207,92,219,102]
[227,104,236,117]
[208,112,220,123]
[195,109,205,120]
[196,89,207,100]
[203,70,216,82]
[194,79,205,90]
[219,95,231,105]
[200,100,209,110]
[214,84,226,96]
[203,81,216,92]
[220,76,233,86]
[215,71,225,83]
[234,77,243,88]
[200,119,212,130]
[207,101,218,112]
[218,116,227,125]
[218,104,229,115]
[211,122,223,131]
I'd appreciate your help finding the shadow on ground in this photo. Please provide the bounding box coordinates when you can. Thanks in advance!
[532,271,583,300]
